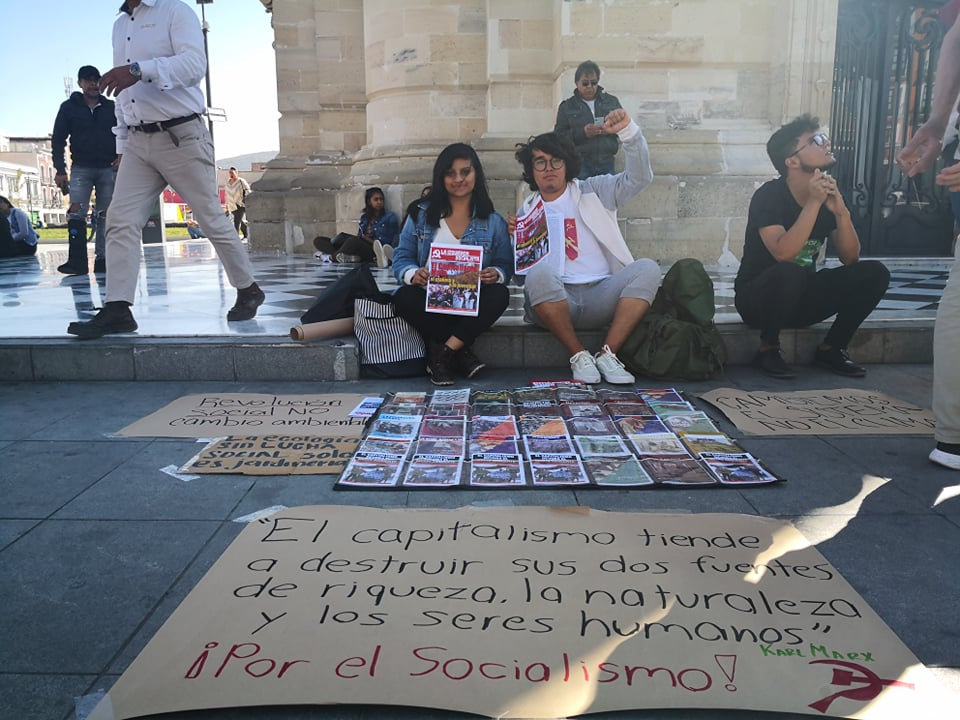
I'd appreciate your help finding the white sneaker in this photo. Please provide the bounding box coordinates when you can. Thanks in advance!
[382,244,394,265]
[594,345,635,384]
[570,350,601,384]
[929,447,960,470]
[373,240,388,268]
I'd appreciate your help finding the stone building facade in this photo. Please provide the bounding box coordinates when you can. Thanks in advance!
[250,0,840,265]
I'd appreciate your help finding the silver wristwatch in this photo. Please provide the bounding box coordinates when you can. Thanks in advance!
[129,62,142,81]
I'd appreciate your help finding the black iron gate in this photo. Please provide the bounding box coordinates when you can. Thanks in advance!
[832,0,954,256]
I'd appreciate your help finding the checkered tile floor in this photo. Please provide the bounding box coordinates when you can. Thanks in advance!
[0,241,950,338]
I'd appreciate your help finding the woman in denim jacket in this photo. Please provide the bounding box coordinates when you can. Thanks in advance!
[392,143,513,385]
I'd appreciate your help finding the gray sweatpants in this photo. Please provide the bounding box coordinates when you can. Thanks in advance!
[523,258,661,329]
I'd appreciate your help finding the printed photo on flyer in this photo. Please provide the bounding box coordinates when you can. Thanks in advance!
[425,243,483,316]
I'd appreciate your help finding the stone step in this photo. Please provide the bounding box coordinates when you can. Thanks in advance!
[0,318,933,382]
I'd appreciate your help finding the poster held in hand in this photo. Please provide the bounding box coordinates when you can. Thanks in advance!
[425,243,483,316]
[514,198,549,274]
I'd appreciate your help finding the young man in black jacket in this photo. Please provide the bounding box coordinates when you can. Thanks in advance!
[553,60,623,179]
[52,65,119,275]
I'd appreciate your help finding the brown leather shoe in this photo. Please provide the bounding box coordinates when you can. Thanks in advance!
[227,282,265,321]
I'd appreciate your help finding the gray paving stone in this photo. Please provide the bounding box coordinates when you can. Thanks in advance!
[0,519,38,550]
[53,440,254,521]
[0,519,218,673]
[0,673,97,720]
[0,440,147,518]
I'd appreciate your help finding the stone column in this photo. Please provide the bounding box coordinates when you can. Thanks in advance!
[249,0,367,253]
[774,0,840,123]
[339,0,491,228]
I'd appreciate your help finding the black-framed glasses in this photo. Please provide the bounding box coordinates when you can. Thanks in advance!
[786,132,830,158]
[532,156,566,171]
[578,79,599,86]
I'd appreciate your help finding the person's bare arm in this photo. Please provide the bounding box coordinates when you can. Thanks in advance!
[897,14,960,174]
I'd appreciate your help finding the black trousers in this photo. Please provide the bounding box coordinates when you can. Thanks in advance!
[392,283,510,347]
[231,207,248,239]
[735,260,890,348]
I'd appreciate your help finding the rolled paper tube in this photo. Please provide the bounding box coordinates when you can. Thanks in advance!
[289,317,355,341]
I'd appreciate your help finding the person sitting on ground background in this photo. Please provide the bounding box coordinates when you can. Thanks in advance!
[734,114,890,380]
[224,167,251,240]
[392,143,513,386]
[314,187,399,267]
[513,108,659,385]
[553,60,623,179]
[0,196,38,258]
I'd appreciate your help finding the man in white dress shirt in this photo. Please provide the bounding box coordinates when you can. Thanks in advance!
[68,0,264,339]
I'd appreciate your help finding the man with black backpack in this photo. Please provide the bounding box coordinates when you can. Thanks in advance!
[735,114,890,380]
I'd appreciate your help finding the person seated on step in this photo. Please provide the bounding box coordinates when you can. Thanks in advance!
[0,196,38,259]
[401,185,432,231]
[734,114,890,380]
[511,108,659,385]
[392,143,513,386]
[314,187,399,267]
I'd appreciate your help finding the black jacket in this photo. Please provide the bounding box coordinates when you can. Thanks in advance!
[553,87,623,166]
[52,92,117,174]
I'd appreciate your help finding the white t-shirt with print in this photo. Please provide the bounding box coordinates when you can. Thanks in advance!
[543,187,609,284]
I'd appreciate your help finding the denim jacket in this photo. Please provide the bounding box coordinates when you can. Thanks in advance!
[393,205,514,285]
[358,210,399,248]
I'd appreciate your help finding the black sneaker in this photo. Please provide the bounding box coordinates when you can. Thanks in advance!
[752,347,796,379]
[227,282,265,321]
[427,342,456,386]
[455,346,486,379]
[814,346,866,377]
[67,303,138,339]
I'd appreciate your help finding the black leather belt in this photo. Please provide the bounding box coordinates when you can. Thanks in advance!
[129,114,200,133]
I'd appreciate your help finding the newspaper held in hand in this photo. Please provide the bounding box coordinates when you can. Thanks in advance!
[514,197,550,275]
[425,243,483,316]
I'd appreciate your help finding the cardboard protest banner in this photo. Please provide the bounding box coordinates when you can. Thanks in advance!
[181,436,361,475]
[699,388,935,436]
[89,505,948,720]
[425,243,482,316]
[116,394,369,439]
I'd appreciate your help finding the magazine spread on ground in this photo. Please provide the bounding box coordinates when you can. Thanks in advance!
[425,243,482,316]
[334,386,783,490]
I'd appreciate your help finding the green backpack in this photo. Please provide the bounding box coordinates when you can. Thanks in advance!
[619,259,727,380]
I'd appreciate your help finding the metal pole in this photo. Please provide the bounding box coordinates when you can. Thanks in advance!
[199,2,214,142]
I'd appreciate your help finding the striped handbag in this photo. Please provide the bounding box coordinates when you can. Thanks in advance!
[353,297,427,378]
